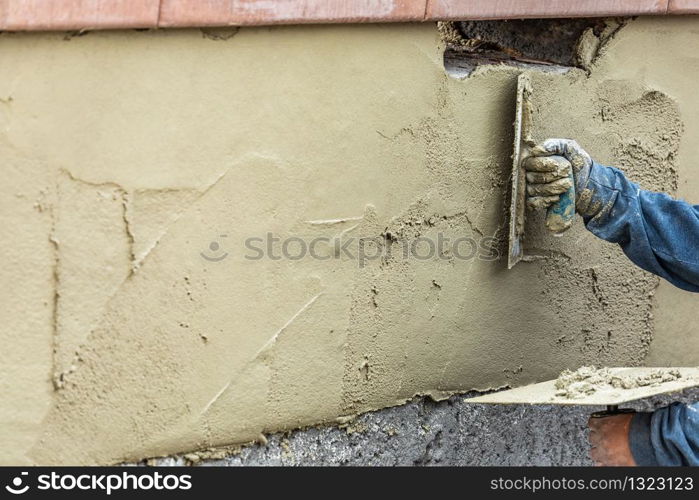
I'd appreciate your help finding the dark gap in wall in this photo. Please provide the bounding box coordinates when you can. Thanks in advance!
[441,18,626,78]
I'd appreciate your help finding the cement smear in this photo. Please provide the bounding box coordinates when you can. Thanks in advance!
[554,366,682,399]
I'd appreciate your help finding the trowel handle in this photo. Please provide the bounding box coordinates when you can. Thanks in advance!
[545,172,576,234]
[591,406,634,418]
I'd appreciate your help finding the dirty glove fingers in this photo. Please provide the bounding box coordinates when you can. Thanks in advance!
[533,138,592,175]
[530,138,578,158]
[523,155,572,177]
[526,177,573,197]
[527,195,560,210]
[526,171,568,184]
[523,155,559,172]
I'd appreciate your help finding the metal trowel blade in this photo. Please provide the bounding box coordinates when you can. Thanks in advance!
[507,74,533,269]
[463,367,699,407]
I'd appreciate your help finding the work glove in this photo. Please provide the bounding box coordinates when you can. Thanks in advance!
[588,412,637,466]
[524,139,598,217]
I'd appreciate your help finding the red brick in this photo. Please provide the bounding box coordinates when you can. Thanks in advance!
[668,0,699,13]
[1,0,693,32]
[425,0,669,20]
[0,0,160,31]
[158,0,426,27]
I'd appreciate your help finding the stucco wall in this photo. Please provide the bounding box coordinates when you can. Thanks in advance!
[1,17,697,465]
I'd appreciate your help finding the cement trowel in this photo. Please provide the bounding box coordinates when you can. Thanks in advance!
[463,367,699,417]
[507,73,576,269]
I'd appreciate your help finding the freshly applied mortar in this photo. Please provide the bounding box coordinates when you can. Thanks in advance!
[554,366,683,399]
[0,18,695,465]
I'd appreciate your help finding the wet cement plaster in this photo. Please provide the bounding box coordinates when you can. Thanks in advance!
[0,17,696,465]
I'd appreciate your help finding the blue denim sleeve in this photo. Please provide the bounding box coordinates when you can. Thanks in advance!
[584,163,699,465]
[630,403,699,466]
[582,162,699,292]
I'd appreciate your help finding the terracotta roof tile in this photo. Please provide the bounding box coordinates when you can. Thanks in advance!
[0,0,689,32]
[0,0,159,31]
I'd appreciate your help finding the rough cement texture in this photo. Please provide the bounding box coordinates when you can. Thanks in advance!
[1,18,698,466]
[148,389,699,466]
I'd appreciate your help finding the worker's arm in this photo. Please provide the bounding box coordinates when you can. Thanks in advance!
[589,404,699,466]
[581,167,699,464]
[629,402,699,466]
[582,162,699,292]
[526,139,699,292]
[526,139,699,466]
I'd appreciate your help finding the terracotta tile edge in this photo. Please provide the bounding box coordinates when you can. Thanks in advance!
[425,1,671,21]
[668,0,699,14]
[1,0,696,32]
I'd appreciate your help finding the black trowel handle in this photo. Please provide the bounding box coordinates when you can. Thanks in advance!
[591,406,634,418]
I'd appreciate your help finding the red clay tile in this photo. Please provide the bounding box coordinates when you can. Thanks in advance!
[0,0,692,32]
[426,0,669,20]
[158,0,426,27]
[668,0,699,13]
[0,0,160,31]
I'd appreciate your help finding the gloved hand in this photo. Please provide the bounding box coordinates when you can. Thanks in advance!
[588,413,637,466]
[524,139,598,217]
[523,154,574,211]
